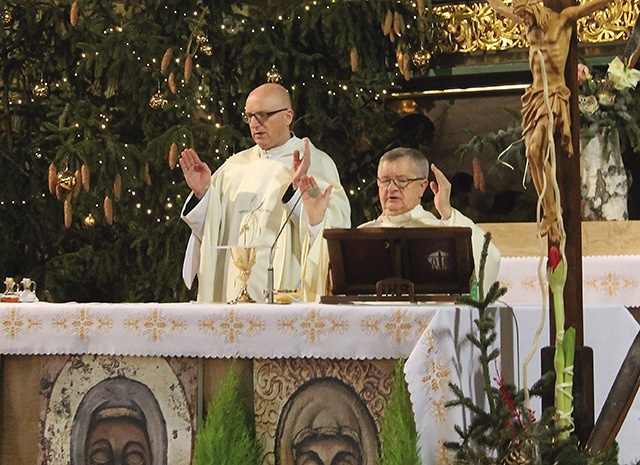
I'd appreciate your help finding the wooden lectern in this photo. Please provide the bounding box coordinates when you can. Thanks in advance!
[320,227,474,304]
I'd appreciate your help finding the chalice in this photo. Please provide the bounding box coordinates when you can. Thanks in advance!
[229,246,258,304]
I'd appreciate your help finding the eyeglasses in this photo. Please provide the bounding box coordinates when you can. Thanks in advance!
[242,108,289,125]
[376,177,425,189]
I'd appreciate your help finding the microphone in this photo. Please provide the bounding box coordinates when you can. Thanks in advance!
[267,186,320,303]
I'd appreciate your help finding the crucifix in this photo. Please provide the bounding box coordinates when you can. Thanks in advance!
[486,0,615,445]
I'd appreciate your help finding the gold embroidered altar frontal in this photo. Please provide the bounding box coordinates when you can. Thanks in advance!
[1,302,638,465]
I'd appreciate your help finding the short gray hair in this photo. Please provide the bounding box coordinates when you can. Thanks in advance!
[379,147,430,178]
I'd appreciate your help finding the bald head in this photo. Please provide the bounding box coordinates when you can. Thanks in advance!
[247,83,292,110]
[245,83,294,150]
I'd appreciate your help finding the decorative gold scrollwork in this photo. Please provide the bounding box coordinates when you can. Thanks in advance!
[432,0,637,54]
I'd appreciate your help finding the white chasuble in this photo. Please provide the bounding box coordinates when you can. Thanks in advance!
[182,137,350,303]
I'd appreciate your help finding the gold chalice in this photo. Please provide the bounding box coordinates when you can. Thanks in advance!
[229,246,258,304]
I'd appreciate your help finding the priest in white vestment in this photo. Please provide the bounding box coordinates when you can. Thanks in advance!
[359,147,500,291]
[358,147,501,292]
[179,83,351,303]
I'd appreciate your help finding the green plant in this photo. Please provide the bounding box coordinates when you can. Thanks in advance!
[445,234,623,465]
[193,361,262,465]
[378,358,421,465]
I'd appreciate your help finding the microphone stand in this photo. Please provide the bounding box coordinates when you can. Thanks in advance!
[267,187,319,303]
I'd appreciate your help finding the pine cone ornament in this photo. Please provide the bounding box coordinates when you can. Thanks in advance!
[72,169,82,198]
[417,0,425,17]
[167,72,177,94]
[48,162,58,195]
[70,1,78,27]
[64,198,73,229]
[81,164,90,192]
[113,173,122,200]
[161,47,173,75]
[169,143,179,170]
[401,53,411,81]
[184,56,193,84]
[393,12,405,37]
[382,10,393,35]
[143,162,152,186]
[104,196,113,226]
[350,47,359,72]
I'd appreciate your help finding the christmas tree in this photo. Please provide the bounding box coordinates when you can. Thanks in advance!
[1,0,435,302]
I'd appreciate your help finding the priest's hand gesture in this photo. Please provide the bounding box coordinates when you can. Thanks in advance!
[430,164,453,221]
[299,175,333,227]
[291,137,311,190]
[180,148,212,199]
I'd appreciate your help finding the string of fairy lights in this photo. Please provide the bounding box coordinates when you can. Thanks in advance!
[1,0,420,225]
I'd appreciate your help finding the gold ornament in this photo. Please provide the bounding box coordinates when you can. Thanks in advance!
[196,33,208,45]
[104,196,113,226]
[184,55,193,84]
[161,47,173,75]
[412,48,432,68]
[2,9,12,25]
[168,143,179,170]
[200,43,213,56]
[500,439,537,465]
[70,1,78,27]
[81,164,90,192]
[83,213,96,228]
[64,198,72,229]
[57,170,77,191]
[597,88,615,107]
[167,72,177,94]
[266,67,282,84]
[33,82,49,98]
[149,92,167,109]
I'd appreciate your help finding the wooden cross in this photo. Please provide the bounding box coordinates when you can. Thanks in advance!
[543,0,593,445]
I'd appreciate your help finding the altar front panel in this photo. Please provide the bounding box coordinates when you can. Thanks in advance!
[1,302,638,465]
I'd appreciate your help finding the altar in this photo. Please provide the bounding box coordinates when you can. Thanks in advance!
[1,301,638,465]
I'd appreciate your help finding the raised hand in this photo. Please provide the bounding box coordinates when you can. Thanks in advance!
[180,148,212,199]
[291,137,311,190]
[430,164,453,221]
[299,175,333,226]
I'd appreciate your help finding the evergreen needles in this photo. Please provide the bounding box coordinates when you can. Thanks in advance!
[193,362,262,465]
[378,359,421,465]
[445,233,625,465]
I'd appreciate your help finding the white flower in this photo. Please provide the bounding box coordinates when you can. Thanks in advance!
[606,56,640,90]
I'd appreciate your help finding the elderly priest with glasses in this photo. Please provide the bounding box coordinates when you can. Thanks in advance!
[301,146,500,293]
[179,83,351,303]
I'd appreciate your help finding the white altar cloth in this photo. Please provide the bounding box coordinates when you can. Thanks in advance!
[0,301,441,359]
[1,302,638,464]
[497,255,640,306]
